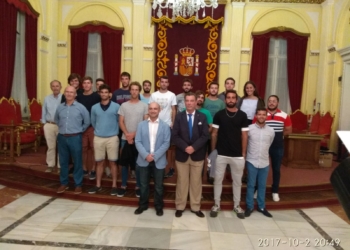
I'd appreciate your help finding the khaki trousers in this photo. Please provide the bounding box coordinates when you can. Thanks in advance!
[43,123,60,168]
[175,156,203,211]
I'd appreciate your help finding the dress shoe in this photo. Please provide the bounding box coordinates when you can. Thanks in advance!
[191,210,205,218]
[57,185,68,193]
[175,210,184,217]
[134,207,148,215]
[74,186,82,194]
[156,209,164,216]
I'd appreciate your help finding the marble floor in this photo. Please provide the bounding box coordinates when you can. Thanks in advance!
[0,185,349,250]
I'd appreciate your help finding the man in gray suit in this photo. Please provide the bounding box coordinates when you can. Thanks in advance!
[134,102,171,216]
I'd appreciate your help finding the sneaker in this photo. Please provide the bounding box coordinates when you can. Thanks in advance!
[83,170,88,176]
[45,167,53,173]
[245,208,254,217]
[135,189,140,198]
[88,186,101,194]
[210,204,220,218]
[131,170,136,179]
[272,193,280,202]
[257,207,273,218]
[233,205,245,219]
[89,171,96,180]
[110,187,118,196]
[164,168,174,178]
[253,191,257,199]
[117,188,127,197]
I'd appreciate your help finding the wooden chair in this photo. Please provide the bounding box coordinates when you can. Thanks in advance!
[290,109,308,133]
[4,98,39,156]
[318,112,334,149]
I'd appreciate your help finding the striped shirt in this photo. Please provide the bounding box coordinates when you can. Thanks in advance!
[265,109,292,147]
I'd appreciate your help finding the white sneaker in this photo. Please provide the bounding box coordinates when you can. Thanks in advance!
[253,191,257,199]
[233,205,245,219]
[210,204,220,217]
[272,193,280,202]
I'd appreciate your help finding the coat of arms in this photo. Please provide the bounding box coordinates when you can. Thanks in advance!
[174,46,199,76]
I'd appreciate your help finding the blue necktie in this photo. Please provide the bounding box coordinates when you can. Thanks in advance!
[188,113,193,140]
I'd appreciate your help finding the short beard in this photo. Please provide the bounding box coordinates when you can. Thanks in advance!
[143,90,150,94]
[268,106,277,112]
[209,93,217,97]
[197,102,203,107]
[226,103,236,108]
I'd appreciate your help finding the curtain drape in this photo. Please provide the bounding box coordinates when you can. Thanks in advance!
[0,0,17,98]
[249,35,270,99]
[286,34,308,111]
[101,31,123,92]
[70,30,89,79]
[25,13,37,99]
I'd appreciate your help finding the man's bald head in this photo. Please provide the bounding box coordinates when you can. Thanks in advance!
[148,102,161,121]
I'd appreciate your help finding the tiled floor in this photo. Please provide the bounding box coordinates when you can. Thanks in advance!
[0,187,349,250]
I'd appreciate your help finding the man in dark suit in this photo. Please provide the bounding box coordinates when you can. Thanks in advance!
[172,92,209,218]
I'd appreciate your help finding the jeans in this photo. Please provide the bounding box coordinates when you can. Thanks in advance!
[120,139,140,188]
[57,134,83,187]
[137,162,164,210]
[269,146,284,193]
[246,161,269,210]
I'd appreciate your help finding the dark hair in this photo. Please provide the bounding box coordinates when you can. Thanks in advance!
[255,108,267,114]
[184,92,197,100]
[268,95,279,102]
[243,81,259,98]
[129,81,142,91]
[120,72,131,79]
[225,77,236,85]
[99,84,111,92]
[142,80,152,86]
[82,76,93,83]
[160,75,168,80]
[96,78,105,83]
[208,81,219,88]
[182,78,193,86]
[225,89,238,99]
[67,73,81,84]
[195,90,205,98]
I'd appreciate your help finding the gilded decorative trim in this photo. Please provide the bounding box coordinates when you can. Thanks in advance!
[143,45,154,51]
[248,0,324,3]
[204,25,219,95]
[252,26,310,37]
[69,20,124,31]
[151,16,224,26]
[57,41,67,48]
[310,50,319,56]
[40,34,49,42]
[156,23,171,89]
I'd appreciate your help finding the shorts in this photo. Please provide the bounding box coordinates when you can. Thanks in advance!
[93,135,119,162]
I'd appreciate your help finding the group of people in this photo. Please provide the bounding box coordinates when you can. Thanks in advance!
[41,72,292,219]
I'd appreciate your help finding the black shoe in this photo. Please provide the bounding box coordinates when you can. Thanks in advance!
[116,188,127,197]
[164,168,175,178]
[88,186,102,194]
[257,208,273,218]
[244,208,254,217]
[191,210,205,218]
[156,209,164,216]
[175,210,184,217]
[134,207,148,215]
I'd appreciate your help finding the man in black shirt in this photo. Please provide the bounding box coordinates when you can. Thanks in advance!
[77,76,101,180]
[210,90,249,219]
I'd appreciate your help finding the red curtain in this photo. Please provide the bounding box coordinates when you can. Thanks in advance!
[25,13,38,99]
[0,0,17,98]
[70,30,88,79]
[6,0,38,18]
[249,35,270,99]
[287,35,308,111]
[101,31,123,91]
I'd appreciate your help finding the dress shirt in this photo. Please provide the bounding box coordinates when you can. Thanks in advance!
[246,123,275,168]
[148,118,159,154]
[41,93,62,123]
[54,101,90,135]
[186,110,195,126]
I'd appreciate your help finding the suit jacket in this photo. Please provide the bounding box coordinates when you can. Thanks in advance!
[172,110,209,162]
[135,119,171,169]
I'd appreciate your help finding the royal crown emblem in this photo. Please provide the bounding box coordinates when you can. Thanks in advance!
[174,46,199,77]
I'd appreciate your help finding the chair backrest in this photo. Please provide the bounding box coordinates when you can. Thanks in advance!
[309,111,320,132]
[28,98,42,122]
[9,98,22,125]
[0,97,17,125]
[290,109,308,131]
[318,112,334,135]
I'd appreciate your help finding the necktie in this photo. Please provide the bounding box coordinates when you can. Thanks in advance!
[188,113,193,140]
